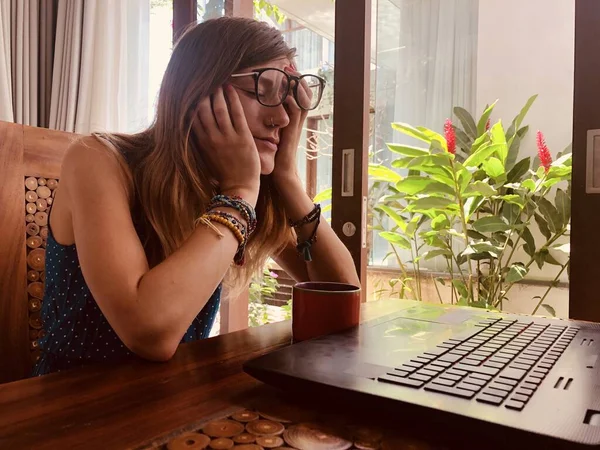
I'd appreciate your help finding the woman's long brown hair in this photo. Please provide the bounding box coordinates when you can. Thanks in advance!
[94,17,296,291]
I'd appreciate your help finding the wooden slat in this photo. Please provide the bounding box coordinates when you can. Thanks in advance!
[306,118,318,200]
[0,121,29,383]
[228,0,253,18]
[331,0,371,295]
[570,0,600,320]
[23,124,73,178]
[173,0,198,41]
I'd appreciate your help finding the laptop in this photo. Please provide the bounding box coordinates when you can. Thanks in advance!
[243,301,600,449]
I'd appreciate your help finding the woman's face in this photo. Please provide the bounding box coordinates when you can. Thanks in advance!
[231,58,292,175]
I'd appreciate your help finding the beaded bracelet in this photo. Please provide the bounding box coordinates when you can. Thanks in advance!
[289,204,321,228]
[201,212,248,265]
[206,211,247,239]
[296,213,321,262]
[209,195,257,236]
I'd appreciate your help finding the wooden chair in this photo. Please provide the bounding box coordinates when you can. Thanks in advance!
[0,120,76,383]
[0,120,250,383]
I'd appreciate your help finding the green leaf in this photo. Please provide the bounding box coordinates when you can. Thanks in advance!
[422,233,448,249]
[534,213,552,241]
[500,194,525,208]
[423,249,452,260]
[541,177,564,189]
[408,196,456,211]
[390,157,413,169]
[547,165,572,179]
[553,243,570,254]
[544,250,562,266]
[473,216,511,233]
[386,144,429,157]
[464,142,504,168]
[395,176,435,195]
[454,106,478,139]
[507,94,538,139]
[534,251,546,270]
[553,152,573,167]
[522,226,536,257]
[502,202,521,224]
[538,197,562,233]
[505,133,521,171]
[405,215,422,237]
[471,241,503,257]
[408,154,453,169]
[505,264,528,283]
[431,214,450,231]
[477,100,498,136]
[467,230,487,240]
[416,126,448,151]
[541,304,556,317]
[457,165,473,193]
[555,189,571,228]
[471,132,490,153]
[452,280,469,298]
[490,121,508,164]
[464,181,498,197]
[521,179,536,192]
[464,196,485,220]
[517,125,530,140]
[454,127,472,151]
[392,123,439,147]
[448,229,466,239]
[313,188,332,203]
[482,157,506,180]
[420,182,457,197]
[379,232,412,250]
[377,205,407,232]
[369,164,402,183]
[507,157,530,183]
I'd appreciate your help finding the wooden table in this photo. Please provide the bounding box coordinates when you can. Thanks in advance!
[0,299,439,450]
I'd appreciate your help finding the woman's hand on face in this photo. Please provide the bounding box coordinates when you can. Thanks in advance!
[272,66,312,183]
[192,85,261,205]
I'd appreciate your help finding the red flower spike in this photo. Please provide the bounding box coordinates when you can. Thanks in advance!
[485,118,491,131]
[444,119,456,155]
[536,131,553,173]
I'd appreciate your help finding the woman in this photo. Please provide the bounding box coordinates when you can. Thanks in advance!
[33,16,359,376]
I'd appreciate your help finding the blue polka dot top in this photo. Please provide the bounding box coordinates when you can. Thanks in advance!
[32,226,221,376]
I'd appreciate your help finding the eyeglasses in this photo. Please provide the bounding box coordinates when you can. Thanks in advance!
[230,68,326,111]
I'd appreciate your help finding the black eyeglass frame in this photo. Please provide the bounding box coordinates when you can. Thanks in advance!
[230,68,326,111]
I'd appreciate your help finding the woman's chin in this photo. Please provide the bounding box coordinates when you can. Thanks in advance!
[259,153,276,175]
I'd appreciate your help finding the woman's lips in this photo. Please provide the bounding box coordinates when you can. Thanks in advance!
[255,138,278,152]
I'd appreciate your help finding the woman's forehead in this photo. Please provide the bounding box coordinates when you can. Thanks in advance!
[245,57,291,72]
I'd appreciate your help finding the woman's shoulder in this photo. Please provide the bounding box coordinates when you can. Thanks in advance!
[61,135,133,200]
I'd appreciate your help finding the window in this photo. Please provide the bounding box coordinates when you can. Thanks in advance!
[368,0,573,320]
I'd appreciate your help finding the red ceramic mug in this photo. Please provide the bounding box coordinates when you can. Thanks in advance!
[292,281,361,342]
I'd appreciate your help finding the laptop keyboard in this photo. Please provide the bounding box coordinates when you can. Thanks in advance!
[377,317,579,411]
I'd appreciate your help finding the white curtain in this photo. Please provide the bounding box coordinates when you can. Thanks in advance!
[372,0,479,269]
[0,0,13,122]
[0,0,39,124]
[390,0,478,135]
[49,0,149,134]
